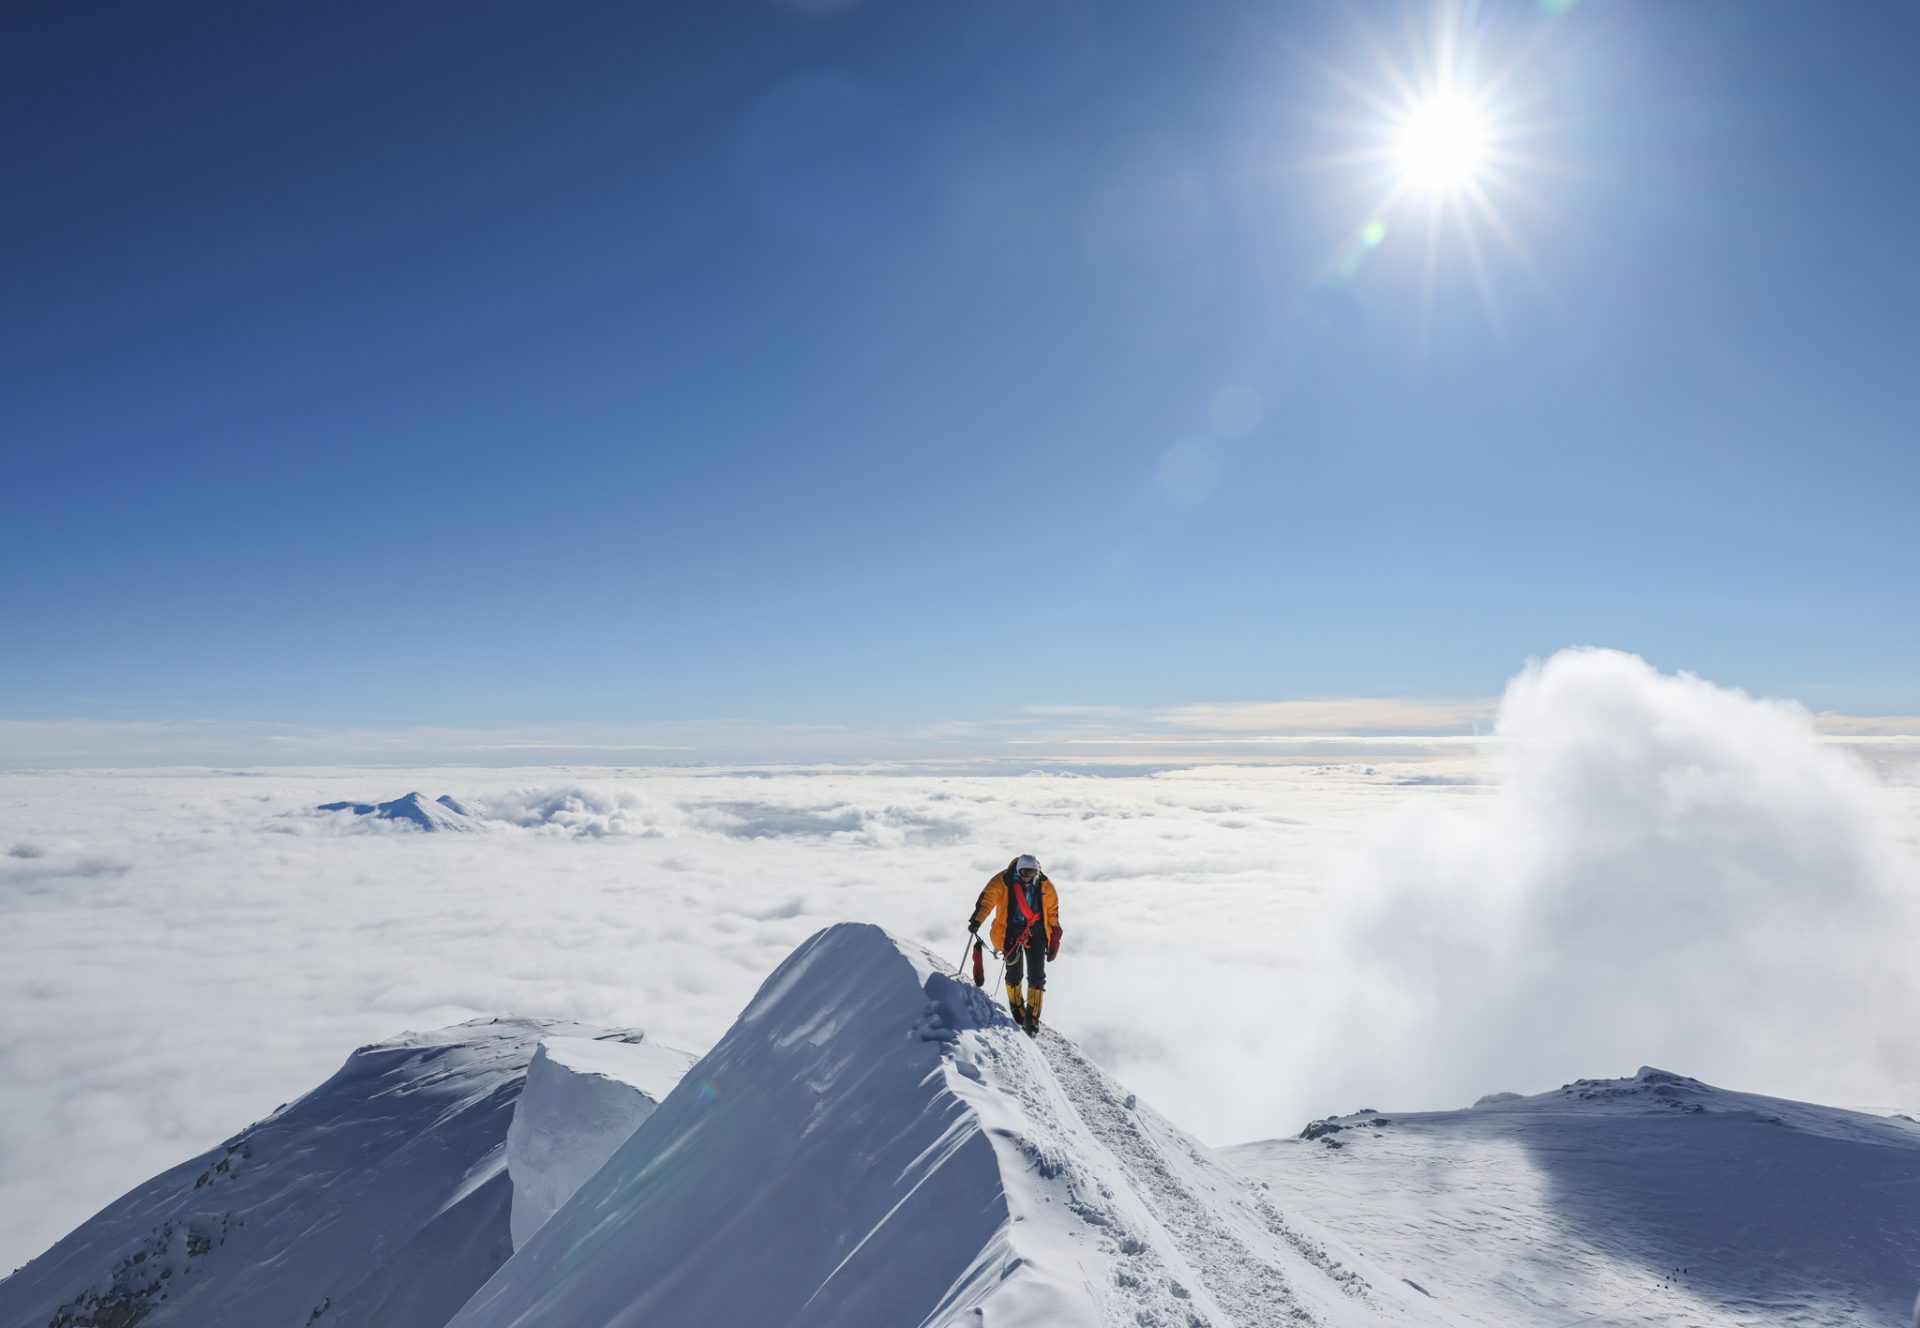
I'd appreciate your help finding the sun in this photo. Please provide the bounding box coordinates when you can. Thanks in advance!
[1395,93,1489,194]
[1283,0,1564,339]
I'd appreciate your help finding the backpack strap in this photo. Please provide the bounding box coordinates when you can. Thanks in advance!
[1009,876,1039,925]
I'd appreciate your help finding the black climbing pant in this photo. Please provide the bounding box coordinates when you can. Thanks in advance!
[1004,927,1047,991]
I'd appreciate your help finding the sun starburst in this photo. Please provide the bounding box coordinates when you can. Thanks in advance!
[1289,0,1565,342]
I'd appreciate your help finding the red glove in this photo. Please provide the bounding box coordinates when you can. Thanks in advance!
[1047,925,1062,961]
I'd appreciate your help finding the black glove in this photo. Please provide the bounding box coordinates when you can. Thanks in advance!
[966,918,980,935]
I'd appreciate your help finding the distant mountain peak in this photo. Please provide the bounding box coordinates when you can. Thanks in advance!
[315,792,482,832]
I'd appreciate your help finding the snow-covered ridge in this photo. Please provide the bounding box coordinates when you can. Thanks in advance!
[0,1018,646,1328]
[9,927,1918,1328]
[1233,1065,1920,1327]
[448,922,1407,1328]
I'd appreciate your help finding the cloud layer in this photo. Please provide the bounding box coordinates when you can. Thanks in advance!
[2,649,1916,1275]
[0,759,1418,1271]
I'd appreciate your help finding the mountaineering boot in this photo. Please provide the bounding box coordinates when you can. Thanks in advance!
[1025,987,1044,1036]
[1008,986,1027,1028]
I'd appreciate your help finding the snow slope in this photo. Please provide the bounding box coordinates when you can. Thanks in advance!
[1228,1068,1920,1327]
[0,1018,643,1328]
[449,922,1443,1328]
[13,924,1911,1328]
[504,1035,695,1250]
[315,791,481,831]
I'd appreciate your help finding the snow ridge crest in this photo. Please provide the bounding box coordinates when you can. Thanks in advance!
[450,923,1385,1328]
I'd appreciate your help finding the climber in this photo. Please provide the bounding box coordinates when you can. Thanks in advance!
[967,854,1061,1037]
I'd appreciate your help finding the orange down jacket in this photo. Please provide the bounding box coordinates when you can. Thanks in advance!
[970,869,1060,953]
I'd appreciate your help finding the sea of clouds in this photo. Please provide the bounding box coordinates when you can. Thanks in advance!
[3,648,1917,1274]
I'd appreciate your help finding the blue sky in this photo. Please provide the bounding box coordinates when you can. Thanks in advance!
[4,0,1917,751]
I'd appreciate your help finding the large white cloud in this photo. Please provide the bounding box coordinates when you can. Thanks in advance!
[1291,647,1920,1120]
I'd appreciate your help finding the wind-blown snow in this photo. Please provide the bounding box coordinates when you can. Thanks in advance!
[0,1018,635,1328]
[504,1035,694,1250]
[1229,1066,1920,1326]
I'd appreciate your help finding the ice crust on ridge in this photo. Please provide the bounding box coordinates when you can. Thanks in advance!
[505,1035,696,1250]
[0,1018,643,1328]
[448,922,1409,1328]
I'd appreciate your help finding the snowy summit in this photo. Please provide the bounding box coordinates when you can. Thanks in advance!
[446,922,1389,1328]
[314,792,482,832]
[0,1018,680,1328]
